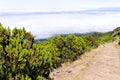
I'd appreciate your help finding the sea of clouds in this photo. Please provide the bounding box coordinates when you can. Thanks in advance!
[0,7,120,39]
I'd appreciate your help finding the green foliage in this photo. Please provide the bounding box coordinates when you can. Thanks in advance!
[84,35,99,49]
[0,24,115,80]
[27,42,60,79]
[63,35,87,61]
[98,34,115,44]
[0,25,50,80]
[36,76,46,80]
[48,34,90,62]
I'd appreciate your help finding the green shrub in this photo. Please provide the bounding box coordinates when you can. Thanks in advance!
[98,34,115,43]
[0,24,115,80]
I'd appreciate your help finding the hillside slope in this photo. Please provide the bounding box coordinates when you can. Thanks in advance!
[50,42,120,80]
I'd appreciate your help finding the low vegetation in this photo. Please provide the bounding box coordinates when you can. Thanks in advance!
[0,24,117,80]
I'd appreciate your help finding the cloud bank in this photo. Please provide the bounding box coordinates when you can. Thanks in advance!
[1,7,120,16]
[0,7,120,39]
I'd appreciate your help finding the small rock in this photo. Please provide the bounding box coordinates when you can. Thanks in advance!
[66,70,72,73]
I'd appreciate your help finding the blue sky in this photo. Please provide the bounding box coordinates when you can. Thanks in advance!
[1,0,120,39]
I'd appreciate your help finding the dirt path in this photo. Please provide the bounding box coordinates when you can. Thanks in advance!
[50,42,120,80]
[82,43,120,80]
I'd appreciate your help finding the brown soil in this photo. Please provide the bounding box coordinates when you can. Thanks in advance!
[50,42,120,80]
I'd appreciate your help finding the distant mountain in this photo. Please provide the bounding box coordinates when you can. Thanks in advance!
[34,32,104,42]
[34,27,120,43]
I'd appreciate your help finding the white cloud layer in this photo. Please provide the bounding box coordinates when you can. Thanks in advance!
[0,11,120,39]
[1,0,120,38]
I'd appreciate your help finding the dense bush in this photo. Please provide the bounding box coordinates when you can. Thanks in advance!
[0,25,59,80]
[98,34,115,44]
[0,24,115,80]
[48,35,88,62]
[84,35,99,49]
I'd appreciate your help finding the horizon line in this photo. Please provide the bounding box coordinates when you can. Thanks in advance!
[1,7,120,16]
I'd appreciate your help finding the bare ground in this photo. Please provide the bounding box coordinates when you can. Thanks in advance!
[50,42,120,80]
